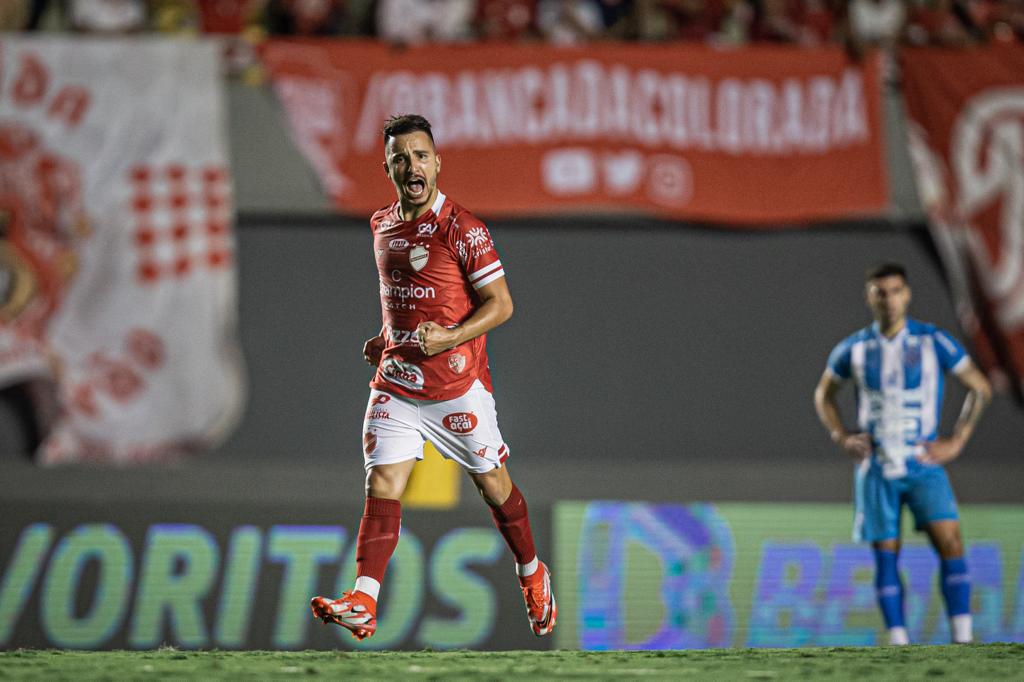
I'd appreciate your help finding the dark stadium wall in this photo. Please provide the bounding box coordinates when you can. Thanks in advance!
[218,219,1024,503]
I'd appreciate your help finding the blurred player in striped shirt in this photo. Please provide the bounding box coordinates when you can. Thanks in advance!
[814,262,991,645]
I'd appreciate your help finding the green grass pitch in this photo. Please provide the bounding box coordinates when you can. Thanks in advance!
[1,644,1022,680]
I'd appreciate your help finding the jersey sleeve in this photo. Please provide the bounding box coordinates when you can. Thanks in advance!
[449,215,504,290]
[934,328,970,373]
[826,338,853,380]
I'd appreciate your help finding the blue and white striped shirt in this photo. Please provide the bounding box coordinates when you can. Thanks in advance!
[826,319,969,479]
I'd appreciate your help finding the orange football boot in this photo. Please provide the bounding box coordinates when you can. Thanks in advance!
[310,591,377,640]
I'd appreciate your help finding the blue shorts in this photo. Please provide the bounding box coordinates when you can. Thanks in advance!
[853,463,959,542]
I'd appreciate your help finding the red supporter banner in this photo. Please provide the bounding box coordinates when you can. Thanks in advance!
[902,46,1024,399]
[262,41,887,225]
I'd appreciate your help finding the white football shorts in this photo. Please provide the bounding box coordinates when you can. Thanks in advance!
[361,379,510,474]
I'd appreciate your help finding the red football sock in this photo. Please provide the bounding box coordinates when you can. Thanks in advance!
[355,497,402,583]
[489,484,537,565]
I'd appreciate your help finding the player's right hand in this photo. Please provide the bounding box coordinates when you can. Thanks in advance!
[839,433,872,460]
[363,335,385,366]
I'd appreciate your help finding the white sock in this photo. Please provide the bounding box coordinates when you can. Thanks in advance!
[516,556,539,578]
[951,614,973,643]
[888,627,910,645]
[354,576,381,601]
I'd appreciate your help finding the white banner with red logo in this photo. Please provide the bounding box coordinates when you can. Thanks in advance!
[262,40,887,225]
[0,38,244,464]
[902,45,1024,399]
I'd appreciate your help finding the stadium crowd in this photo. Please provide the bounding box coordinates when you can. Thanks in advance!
[5,0,1020,83]
[5,0,1024,47]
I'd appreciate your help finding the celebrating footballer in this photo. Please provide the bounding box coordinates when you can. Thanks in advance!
[310,114,555,640]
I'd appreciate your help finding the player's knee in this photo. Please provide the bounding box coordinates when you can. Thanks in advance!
[365,468,406,500]
[938,534,964,559]
[471,467,512,506]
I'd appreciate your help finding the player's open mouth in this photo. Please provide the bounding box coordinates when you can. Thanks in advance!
[405,178,426,198]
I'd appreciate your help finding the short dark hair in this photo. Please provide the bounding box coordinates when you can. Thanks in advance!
[866,262,908,283]
[383,114,434,146]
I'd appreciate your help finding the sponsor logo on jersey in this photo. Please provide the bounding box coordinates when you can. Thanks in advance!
[386,327,421,345]
[381,357,424,391]
[466,227,489,248]
[417,222,438,236]
[380,281,436,301]
[363,431,377,454]
[474,446,488,458]
[372,394,391,405]
[377,219,396,232]
[389,238,409,250]
[376,248,384,260]
[448,352,466,374]
[409,245,429,271]
[443,411,478,434]
[366,408,390,421]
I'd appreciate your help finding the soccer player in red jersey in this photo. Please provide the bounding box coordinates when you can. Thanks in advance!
[310,114,555,641]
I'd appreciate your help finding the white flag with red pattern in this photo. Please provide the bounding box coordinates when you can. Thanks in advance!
[0,38,244,464]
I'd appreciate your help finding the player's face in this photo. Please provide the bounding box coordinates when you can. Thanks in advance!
[384,131,440,218]
[866,275,911,326]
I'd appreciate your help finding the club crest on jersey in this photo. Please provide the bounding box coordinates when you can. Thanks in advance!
[409,245,429,271]
[448,352,466,374]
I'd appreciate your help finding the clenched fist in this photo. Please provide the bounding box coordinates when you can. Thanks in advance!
[363,335,385,366]
[416,321,460,356]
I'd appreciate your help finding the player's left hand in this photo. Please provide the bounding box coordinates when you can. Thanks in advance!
[416,321,460,356]
[917,437,964,465]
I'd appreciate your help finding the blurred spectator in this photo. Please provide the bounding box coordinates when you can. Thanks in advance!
[596,0,636,38]
[634,0,718,42]
[476,0,539,40]
[150,0,198,33]
[69,0,147,32]
[846,0,906,50]
[799,0,837,43]
[266,0,344,35]
[990,0,1024,41]
[200,0,265,34]
[752,0,804,42]
[715,0,755,44]
[905,0,972,46]
[377,0,477,45]
[537,0,604,43]
[0,1,32,30]
[198,1,268,84]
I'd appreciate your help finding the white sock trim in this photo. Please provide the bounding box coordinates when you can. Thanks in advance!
[888,626,909,645]
[951,614,973,643]
[516,556,539,578]
[354,576,381,601]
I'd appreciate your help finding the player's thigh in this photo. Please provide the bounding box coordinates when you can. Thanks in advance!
[361,389,425,471]
[906,467,959,531]
[854,465,903,543]
[420,381,509,474]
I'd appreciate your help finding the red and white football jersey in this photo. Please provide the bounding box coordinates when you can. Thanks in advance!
[370,191,505,401]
